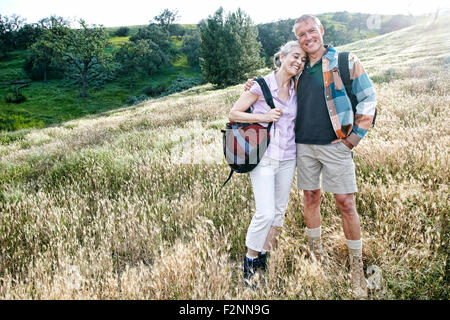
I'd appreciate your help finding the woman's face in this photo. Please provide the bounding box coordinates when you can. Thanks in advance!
[280,46,306,76]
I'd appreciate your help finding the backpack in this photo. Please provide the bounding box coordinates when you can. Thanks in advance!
[338,51,377,126]
[221,77,276,187]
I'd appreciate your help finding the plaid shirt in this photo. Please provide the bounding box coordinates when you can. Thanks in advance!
[316,45,377,147]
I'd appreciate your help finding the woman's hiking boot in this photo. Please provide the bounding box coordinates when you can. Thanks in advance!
[243,252,267,289]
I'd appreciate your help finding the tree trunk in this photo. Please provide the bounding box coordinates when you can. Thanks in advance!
[81,64,88,98]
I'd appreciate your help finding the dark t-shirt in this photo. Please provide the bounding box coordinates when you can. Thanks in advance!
[295,52,337,145]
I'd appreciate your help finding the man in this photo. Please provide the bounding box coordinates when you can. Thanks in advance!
[246,14,377,299]
[294,14,376,299]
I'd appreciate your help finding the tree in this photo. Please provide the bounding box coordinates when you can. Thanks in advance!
[153,8,179,31]
[0,14,26,57]
[115,27,129,37]
[181,29,200,68]
[257,19,296,66]
[130,23,173,57]
[115,39,166,88]
[199,7,264,86]
[60,19,111,98]
[28,16,70,81]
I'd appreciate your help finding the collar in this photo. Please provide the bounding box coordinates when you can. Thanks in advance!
[268,70,295,93]
[323,44,337,62]
[306,44,334,67]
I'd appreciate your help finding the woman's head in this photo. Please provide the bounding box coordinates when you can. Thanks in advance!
[273,40,306,76]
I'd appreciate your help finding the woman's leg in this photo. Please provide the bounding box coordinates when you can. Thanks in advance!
[263,159,296,251]
[246,157,276,254]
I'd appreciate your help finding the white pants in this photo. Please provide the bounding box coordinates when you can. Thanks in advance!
[246,155,296,252]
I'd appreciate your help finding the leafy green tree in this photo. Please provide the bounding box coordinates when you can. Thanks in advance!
[257,19,296,66]
[169,24,186,38]
[60,19,112,98]
[199,7,263,86]
[181,29,200,68]
[153,8,179,31]
[114,27,129,37]
[115,39,166,88]
[0,14,26,57]
[15,23,42,49]
[130,24,173,56]
[28,16,70,81]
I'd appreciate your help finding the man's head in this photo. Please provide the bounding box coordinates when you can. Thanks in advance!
[292,15,325,55]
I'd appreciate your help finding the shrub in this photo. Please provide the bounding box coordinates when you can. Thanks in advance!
[5,90,26,104]
[125,96,139,105]
[143,83,167,97]
[115,27,130,37]
[163,76,202,95]
[0,114,45,131]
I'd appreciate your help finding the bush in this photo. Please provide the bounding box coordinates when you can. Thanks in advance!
[125,96,139,105]
[137,94,148,101]
[0,114,45,131]
[125,94,149,106]
[163,76,202,95]
[5,90,26,104]
[143,83,167,97]
[115,27,130,37]
[23,54,66,81]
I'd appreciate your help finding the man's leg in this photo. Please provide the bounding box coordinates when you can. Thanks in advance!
[334,194,366,299]
[296,143,325,262]
[304,189,323,262]
[319,142,367,298]
[303,189,321,229]
[334,193,360,240]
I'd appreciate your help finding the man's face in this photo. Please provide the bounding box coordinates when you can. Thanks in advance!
[294,18,324,55]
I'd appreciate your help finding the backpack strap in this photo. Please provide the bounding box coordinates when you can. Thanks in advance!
[338,51,377,126]
[254,77,275,109]
[254,77,276,133]
[221,169,234,188]
[338,52,358,115]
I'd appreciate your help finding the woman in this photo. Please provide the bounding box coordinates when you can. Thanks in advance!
[228,41,306,287]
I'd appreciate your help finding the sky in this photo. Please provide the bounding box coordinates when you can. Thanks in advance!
[1,0,449,27]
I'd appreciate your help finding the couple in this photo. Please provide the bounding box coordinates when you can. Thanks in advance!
[228,14,377,299]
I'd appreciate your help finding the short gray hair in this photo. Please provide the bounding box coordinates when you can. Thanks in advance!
[292,14,322,34]
[273,40,301,68]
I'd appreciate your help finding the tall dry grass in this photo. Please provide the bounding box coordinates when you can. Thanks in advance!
[0,18,449,299]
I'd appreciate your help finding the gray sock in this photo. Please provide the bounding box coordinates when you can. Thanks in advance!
[346,239,362,254]
[306,226,322,239]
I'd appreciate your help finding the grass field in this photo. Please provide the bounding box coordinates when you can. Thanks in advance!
[0,18,448,299]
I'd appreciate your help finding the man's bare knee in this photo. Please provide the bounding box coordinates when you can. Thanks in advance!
[335,194,356,214]
[304,189,321,208]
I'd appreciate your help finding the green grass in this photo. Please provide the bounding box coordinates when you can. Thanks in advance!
[0,30,201,131]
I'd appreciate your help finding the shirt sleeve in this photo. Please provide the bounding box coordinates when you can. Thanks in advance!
[346,52,377,147]
[249,80,263,97]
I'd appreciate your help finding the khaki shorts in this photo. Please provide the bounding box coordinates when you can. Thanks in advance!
[296,142,357,194]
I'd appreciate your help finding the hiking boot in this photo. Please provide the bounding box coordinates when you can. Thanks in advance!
[307,237,323,263]
[349,249,368,299]
[243,252,267,288]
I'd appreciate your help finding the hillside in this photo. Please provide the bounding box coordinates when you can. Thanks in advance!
[0,25,201,131]
[0,18,448,300]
